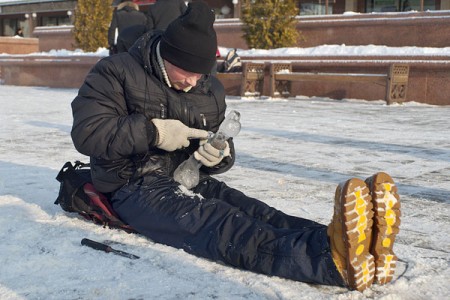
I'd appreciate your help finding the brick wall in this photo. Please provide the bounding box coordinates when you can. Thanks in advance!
[0,37,39,54]
[215,11,450,49]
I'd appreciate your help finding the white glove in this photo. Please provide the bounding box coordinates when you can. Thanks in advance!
[194,139,230,167]
[151,119,208,152]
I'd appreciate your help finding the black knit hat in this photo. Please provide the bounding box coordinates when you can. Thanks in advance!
[160,1,217,74]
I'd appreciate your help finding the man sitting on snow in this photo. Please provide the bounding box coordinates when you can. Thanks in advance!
[70,1,401,292]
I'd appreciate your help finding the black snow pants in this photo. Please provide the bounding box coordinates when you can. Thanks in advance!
[111,174,345,287]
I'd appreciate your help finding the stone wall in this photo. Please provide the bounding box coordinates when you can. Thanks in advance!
[1,11,450,105]
[33,26,76,52]
[215,11,450,49]
[0,37,39,54]
[1,55,449,105]
[29,11,450,53]
[0,55,100,88]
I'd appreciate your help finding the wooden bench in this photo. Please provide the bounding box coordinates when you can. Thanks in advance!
[215,62,265,97]
[269,63,410,104]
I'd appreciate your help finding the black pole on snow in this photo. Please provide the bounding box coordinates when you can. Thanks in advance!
[81,238,140,260]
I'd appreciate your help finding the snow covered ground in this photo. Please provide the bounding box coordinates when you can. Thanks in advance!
[0,85,448,300]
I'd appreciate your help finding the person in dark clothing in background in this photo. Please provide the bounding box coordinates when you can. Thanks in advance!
[71,1,401,293]
[115,0,187,54]
[116,24,148,53]
[15,27,24,37]
[146,0,187,31]
[108,0,147,55]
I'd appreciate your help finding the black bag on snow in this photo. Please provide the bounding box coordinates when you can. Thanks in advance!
[54,161,135,233]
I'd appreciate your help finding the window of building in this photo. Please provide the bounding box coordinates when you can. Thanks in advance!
[2,18,16,36]
[41,15,71,26]
[365,0,437,12]
[298,0,335,15]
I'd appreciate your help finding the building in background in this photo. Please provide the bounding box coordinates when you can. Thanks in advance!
[0,0,155,37]
[0,0,449,37]
[297,0,446,15]
[1,0,75,37]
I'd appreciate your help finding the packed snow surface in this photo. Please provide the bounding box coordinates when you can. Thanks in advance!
[0,86,449,299]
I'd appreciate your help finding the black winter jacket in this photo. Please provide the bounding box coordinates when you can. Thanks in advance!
[146,0,187,31]
[71,31,234,193]
[108,2,147,47]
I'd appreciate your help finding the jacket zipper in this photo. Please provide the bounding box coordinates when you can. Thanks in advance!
[160,103,166,118]
[200,114,207,127]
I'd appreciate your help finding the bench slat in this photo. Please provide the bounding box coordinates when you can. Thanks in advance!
[275,72,387,84]
[215,73,241,80]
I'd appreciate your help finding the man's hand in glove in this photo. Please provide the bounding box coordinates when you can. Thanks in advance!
[151,119,208,152]
[194,140,230,167]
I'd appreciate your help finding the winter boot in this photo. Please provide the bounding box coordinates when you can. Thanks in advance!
[365,172,401,285]
[327,178,375,291]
